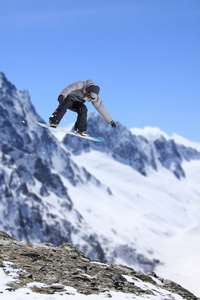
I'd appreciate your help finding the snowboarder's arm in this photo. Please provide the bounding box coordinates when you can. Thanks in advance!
[91,97,113,124]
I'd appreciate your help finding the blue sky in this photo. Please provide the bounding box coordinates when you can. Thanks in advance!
[1,0,200,141]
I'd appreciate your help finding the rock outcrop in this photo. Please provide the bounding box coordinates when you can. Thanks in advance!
[0,231,198,299]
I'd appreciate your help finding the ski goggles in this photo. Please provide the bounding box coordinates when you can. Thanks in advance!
[86,92,97,99]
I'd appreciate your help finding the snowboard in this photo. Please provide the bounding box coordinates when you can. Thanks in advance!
[32,119,104,142]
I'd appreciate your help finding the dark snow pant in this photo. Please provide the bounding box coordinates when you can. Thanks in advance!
[49,96,88,132]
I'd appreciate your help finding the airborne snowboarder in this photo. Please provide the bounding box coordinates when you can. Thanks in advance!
[49,80,116,136]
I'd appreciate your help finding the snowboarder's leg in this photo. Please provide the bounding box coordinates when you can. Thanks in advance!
[70,102,88,132]
[49,96,73,127]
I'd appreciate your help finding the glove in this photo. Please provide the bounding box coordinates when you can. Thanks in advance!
[110,121,116,128]
[58,95,64,104]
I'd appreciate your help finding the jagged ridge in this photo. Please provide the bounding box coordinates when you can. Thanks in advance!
[63,112,200,179]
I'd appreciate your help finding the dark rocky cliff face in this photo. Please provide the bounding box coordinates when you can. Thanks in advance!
[0,231,198,299]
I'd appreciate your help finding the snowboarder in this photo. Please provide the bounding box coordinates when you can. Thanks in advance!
[49,80,116,136]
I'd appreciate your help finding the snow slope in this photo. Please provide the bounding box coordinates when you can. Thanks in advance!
[67,151,200,297]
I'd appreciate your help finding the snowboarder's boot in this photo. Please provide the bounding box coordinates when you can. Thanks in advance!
[49,115,58,128]
[75,129,88,137]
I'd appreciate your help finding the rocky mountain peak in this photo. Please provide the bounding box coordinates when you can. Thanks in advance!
[0,71,16,93]
[0,231,198,299]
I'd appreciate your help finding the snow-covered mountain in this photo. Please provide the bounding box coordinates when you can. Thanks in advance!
[63,112,200,179]
[0,71,111,259]
[0,72,200,296]
[62,114,200,296]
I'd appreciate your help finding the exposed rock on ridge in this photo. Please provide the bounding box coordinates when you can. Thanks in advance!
[0,232,198,299]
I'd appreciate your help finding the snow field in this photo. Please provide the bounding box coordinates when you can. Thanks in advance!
[67,151,200,296]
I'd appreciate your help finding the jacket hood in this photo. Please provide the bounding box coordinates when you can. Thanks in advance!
[84,79,96,89]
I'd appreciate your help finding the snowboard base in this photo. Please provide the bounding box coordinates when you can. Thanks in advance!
[32,119,104,142]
